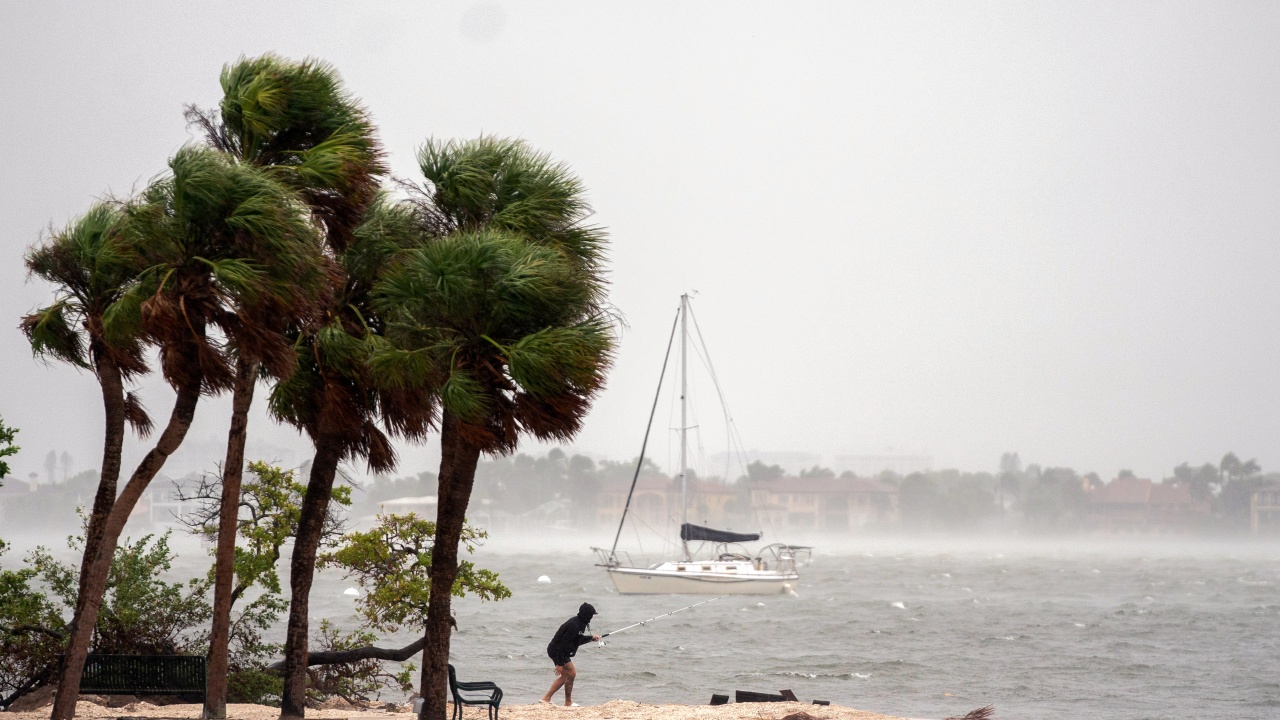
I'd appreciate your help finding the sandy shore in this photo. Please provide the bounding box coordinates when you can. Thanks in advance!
[4,700,910,720]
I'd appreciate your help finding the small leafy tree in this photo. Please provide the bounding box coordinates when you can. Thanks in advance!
[178,461,352,705]
[180,461,351,604]
[30,531,212,655]
[319,514,509,699]
[0,546,64,710]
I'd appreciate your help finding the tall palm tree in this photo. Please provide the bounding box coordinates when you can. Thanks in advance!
[374,137,613,720]
[1220,452,1241,486]
[47,146,325,720]
[21,204,152,685]
[267,194,433,719]
[186,54,384,720]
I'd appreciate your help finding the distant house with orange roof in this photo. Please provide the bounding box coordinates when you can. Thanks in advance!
[1088,476,1209,533]
[751,476,898,531]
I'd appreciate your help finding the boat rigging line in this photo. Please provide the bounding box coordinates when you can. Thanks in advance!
[596,595,727,646]
[606,304,681,564]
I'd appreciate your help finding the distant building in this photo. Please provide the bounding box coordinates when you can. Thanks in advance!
[1088,477,1209,533]
[1250,488,1280,536]
[378,495,438,517]
[0,478,34,526]
[751,476,898,531]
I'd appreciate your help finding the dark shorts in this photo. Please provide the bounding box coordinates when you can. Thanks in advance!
[549,650,572,667]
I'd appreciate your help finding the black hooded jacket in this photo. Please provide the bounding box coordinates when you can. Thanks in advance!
[547,603,597,660]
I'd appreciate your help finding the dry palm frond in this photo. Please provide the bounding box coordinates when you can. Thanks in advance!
[945,706,995,720]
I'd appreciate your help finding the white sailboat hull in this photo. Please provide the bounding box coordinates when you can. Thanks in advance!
[606,562,799,595]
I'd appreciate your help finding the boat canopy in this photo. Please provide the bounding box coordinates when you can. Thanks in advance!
[679,522,760,543]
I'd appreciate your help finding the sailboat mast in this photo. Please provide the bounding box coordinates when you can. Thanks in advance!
[679,293,689,559]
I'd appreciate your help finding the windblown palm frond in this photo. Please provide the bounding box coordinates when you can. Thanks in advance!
[186,53,387,251]
[21,203,149,379]
[267,194,434,473]
[372,227,614,453]
[122,145,327,392]
[414,136,607,283]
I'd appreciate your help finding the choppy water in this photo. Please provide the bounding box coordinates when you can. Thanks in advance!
[308,537,1280,720]
[10,533,1278,719]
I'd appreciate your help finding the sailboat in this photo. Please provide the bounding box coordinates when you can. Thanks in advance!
[593,294,811,595]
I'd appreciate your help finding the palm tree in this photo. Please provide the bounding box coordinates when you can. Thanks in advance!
[186,54,384,720]
[47,146,325,720]
[267,194,435,719]
[21,204,152,685]
[1220,452,1241,486]
[373,137,613,720]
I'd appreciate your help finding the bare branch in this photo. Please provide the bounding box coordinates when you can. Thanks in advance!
[266,635,427,672]
[0,624,67,640]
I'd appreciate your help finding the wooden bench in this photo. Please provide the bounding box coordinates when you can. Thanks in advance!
[77,655,206,702]
[447,664,501,720]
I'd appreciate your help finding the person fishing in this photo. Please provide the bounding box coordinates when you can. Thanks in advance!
[540,602,601,706]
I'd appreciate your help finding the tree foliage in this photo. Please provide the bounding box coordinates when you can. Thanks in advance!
[319,514,509,634]
[0,416,17,482]
[179,461,351,599]
[0,544,63,710]
[29,530,212,655]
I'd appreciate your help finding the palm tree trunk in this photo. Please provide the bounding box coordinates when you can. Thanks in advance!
[421,412,480,720]
[279,433,345,719]
[50,373,202,720]
[63,355,126,671]
[415,626,431,699]
[204,357,258,720]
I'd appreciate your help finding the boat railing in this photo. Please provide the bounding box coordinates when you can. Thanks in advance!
[759,543,813,573]
[591,546,635,569]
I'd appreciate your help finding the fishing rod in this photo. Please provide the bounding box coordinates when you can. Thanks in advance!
[597,595,726,646]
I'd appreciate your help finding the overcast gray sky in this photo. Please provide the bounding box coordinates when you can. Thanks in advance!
[2,1,1279,486]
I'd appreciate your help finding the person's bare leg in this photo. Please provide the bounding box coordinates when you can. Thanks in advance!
[541,665,566,703]
[562,662,577,706]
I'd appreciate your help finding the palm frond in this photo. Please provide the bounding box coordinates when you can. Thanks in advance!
[366,343,436,391]
[414,135,606,271]
[196,257,268,304]
[123,391,154,439]
[20,302,88,368]
[101,281,149,348]
[316,321,368,378]
[440,370,488,423]
[504,320,614,398]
